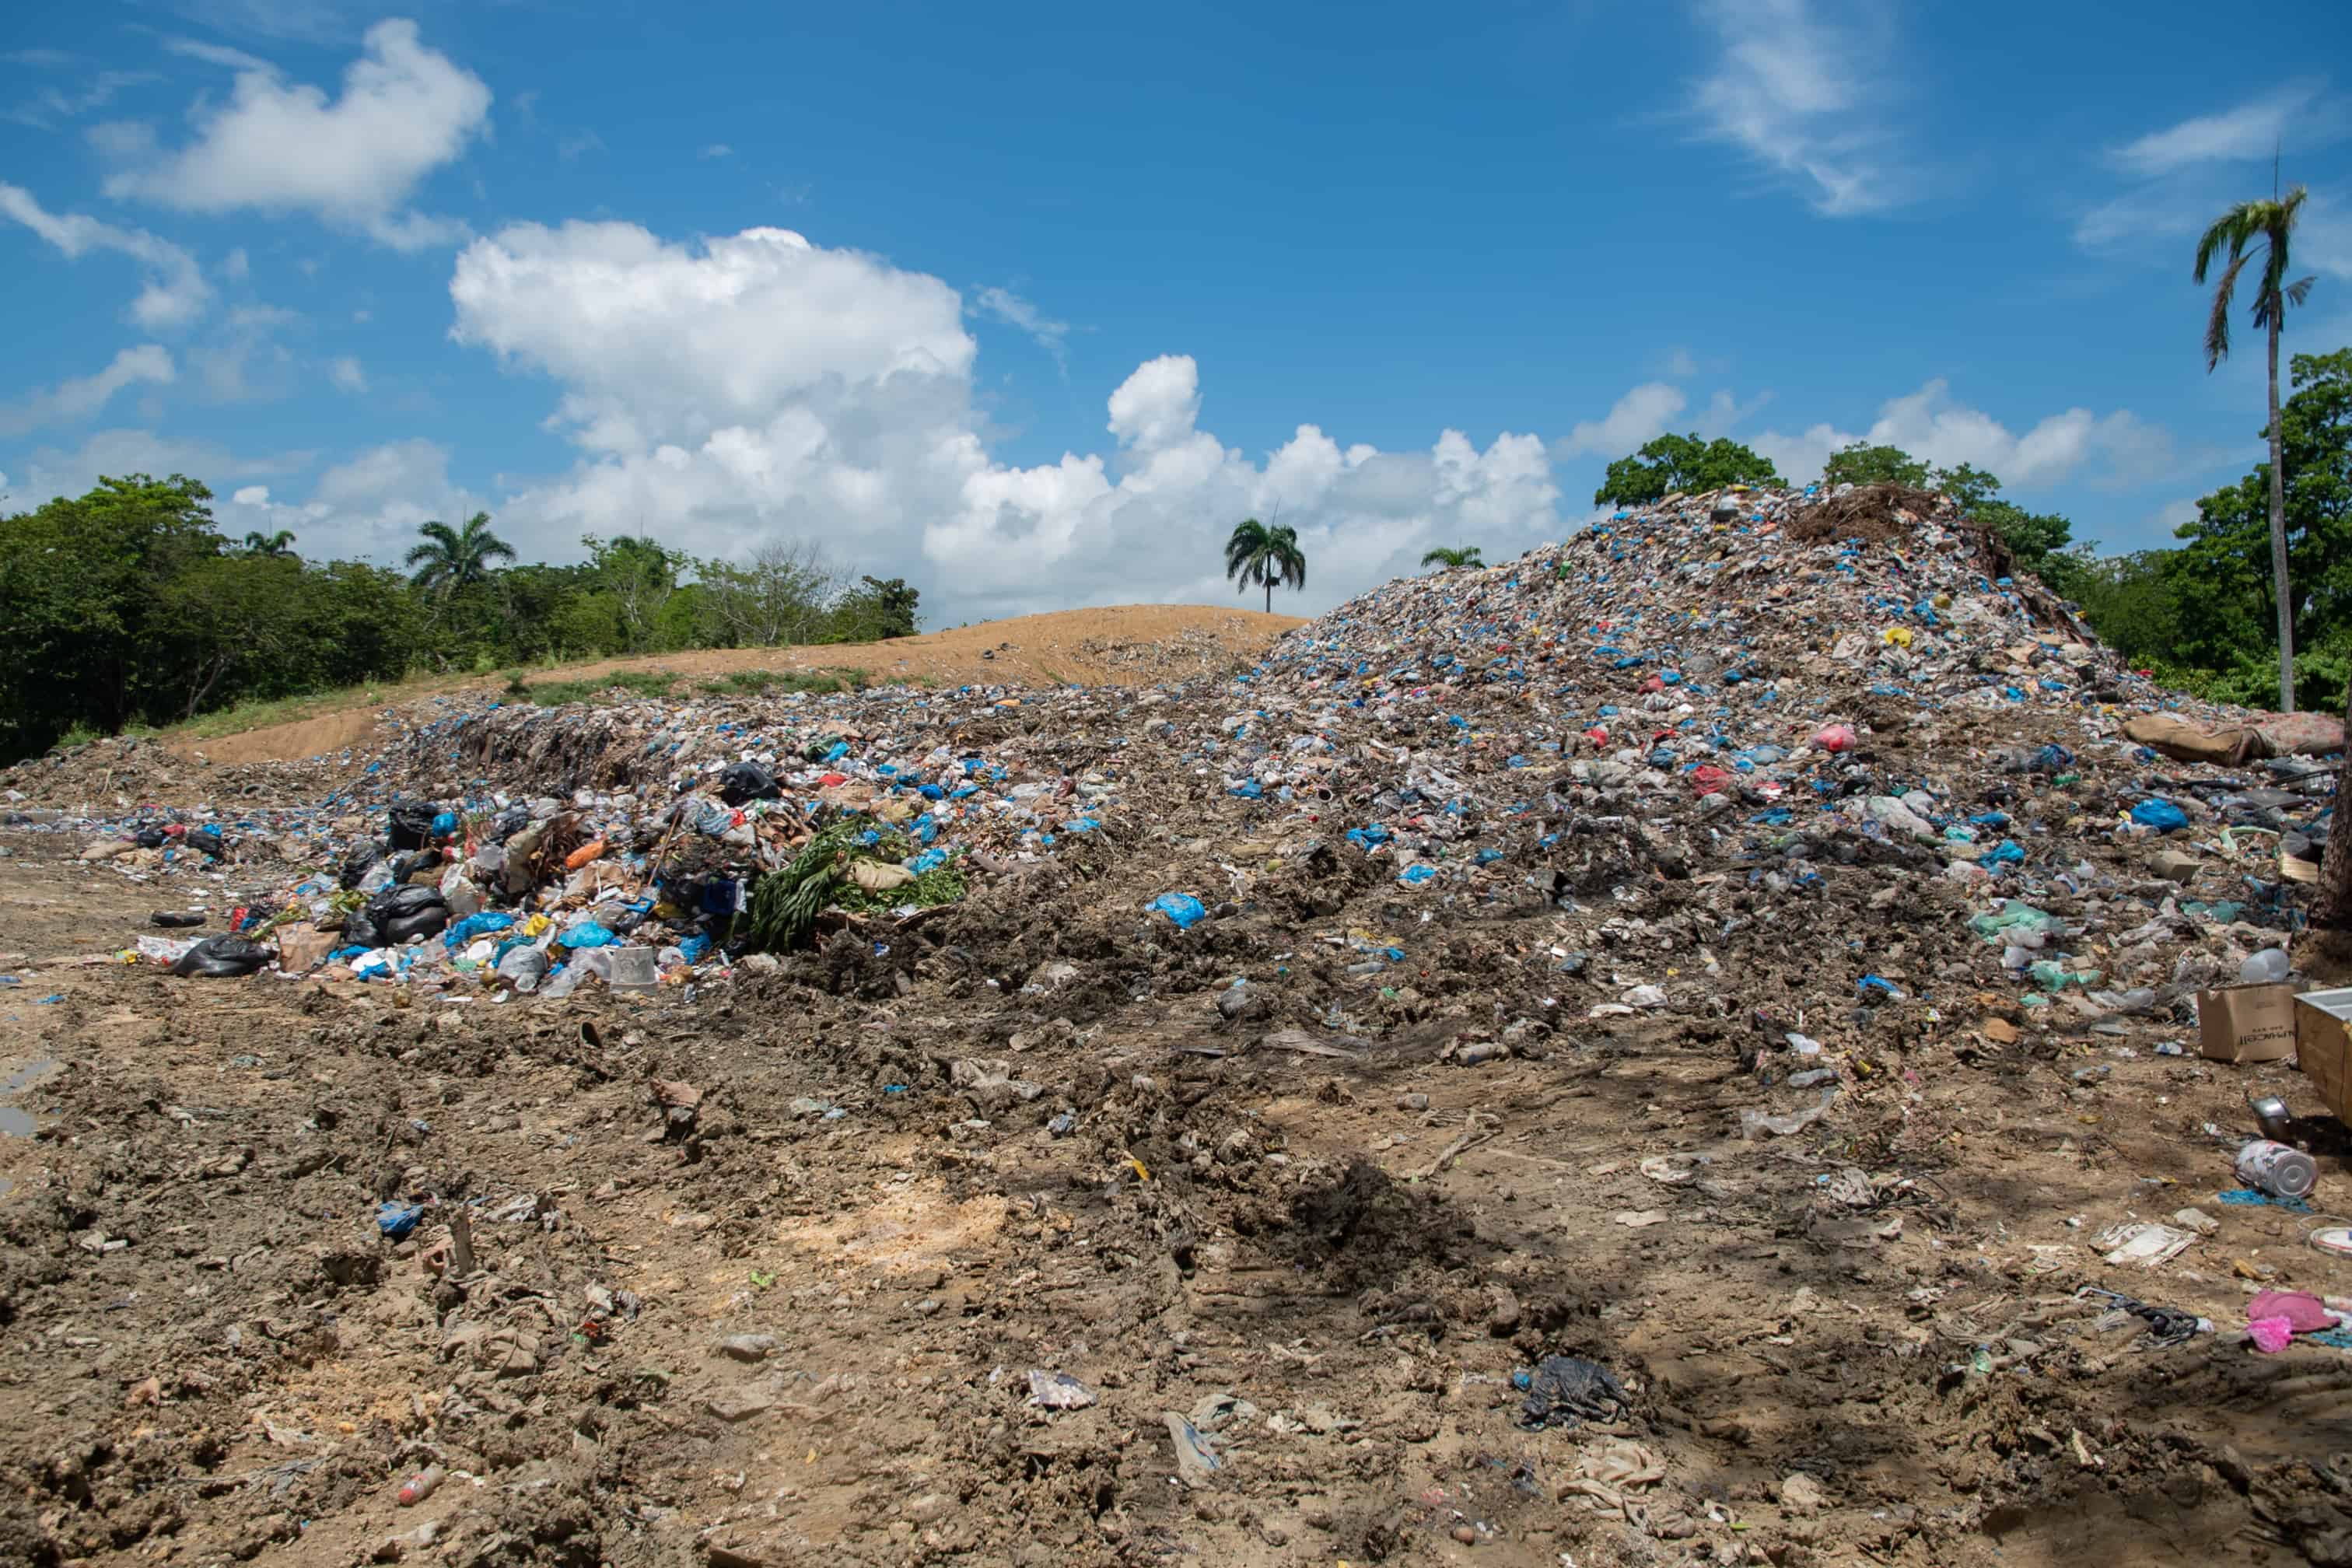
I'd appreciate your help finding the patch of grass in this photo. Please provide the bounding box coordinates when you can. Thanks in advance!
[696,667,866,698]
[167,674,453,740]
[520,670,684,707]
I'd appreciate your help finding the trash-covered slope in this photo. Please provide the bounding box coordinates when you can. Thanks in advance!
[2,483,2351,1568]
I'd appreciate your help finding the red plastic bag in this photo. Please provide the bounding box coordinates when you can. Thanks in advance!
[1812,723,1857,754]
[1689,765,1731,796]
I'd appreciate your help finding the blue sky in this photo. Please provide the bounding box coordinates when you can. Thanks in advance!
[3,0,2350,624]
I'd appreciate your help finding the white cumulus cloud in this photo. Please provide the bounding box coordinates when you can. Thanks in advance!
[100,19,490,250]
[0,181,212,328]
[1563,382,1686,457]
[1754,379,2177,489]
[429,219,1566,621]
[327,354,366,393]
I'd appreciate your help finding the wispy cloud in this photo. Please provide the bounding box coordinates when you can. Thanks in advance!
[2110,81,2343,177]
[2081,85,2352,262]
[163,37,273,72]
[557,128,604,161]
[971,285,1070,373]
[0,345,177,436]
[1686,0,1907,216]
[0,181,212,327]
[5,68,159,129]
[699,142,733,160]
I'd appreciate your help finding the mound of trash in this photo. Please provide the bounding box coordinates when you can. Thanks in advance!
[2,482,2342,1026]
[12,484,2352,1568]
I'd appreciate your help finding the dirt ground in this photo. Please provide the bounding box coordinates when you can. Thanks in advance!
[182,607,1303,768]
[6,802,2352,1568]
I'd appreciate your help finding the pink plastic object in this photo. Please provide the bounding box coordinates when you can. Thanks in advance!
[2250,1316,2294,1353]
[2249,1290,2339,1333]
[1813,723,1857,754]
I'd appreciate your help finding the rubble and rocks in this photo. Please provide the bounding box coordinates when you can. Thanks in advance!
[0,481,2347,1567]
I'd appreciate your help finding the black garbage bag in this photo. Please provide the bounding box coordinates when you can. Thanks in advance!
[135,827,168,849]
[171,935,271,978]
[343,911,384,949]
[366,884,449,945]
[718,762,781,807]
[387,800,442,851]
[339,843,383,890]
[152,911,206,928]
[388,849,443,883]
[485,805,531,844]
[184,827,224,859]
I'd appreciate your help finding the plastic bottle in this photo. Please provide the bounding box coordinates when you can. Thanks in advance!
[2241,948,2291,985]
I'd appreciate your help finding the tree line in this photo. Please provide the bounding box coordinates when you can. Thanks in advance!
[0,481,920,764]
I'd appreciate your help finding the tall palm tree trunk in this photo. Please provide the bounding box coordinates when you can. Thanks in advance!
[2268,314,2295,712]
[1265,579,1272,614]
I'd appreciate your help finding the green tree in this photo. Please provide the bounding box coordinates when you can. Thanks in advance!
[241,529,298,558]
[2197,183,2316,710]
[2165,348,2352,708]
[0,474,222,756]
[1930,462,2002,512]
[1822,442,1931,490]
[697,541,842,647]
[583,533,688,652]
[1420,545,1484,570]
[841,575,921,640]
[1593,434,1781,507]
[404,512,516,598]
[1225,518,1307,611]
[153,554,308,719]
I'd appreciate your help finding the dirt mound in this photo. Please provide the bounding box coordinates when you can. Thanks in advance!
[170,604,1299,770]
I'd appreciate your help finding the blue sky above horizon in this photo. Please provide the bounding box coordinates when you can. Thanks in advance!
[3,0,2350,623]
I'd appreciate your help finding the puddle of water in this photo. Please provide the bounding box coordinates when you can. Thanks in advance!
[1,1057,58,1195]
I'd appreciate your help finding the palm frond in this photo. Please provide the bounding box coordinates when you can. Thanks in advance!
[2205,250,2249,369]
[2286,275,2316,309]
[2193,205,2256,283]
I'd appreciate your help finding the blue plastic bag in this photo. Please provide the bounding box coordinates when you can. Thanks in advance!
[2131,799,2189,832]
[1397,864,1438,887]
[1148,893,1206,929]
[561,919,617,949]
[444,912,515,947]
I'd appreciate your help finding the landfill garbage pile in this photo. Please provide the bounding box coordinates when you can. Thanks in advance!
[4,481,2352,1568]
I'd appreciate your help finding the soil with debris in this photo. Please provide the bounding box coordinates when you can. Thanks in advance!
[4,488,2350,1568]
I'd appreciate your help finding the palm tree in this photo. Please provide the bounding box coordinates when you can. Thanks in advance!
[2196,184,2315,712]
[404,512,516,597]
[1420,545,1484,571]
[1225,517,1306,613]
[241,529,297,558]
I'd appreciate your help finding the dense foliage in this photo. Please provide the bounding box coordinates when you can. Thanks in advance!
[0,482,921,762]
[2082,348,2352,710]
[1593,433,1783,507]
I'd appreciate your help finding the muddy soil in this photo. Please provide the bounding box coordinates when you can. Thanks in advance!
[4,817,2350,1568]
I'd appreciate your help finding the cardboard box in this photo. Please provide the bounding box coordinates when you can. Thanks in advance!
[2294,988,2352,1121]
[2199,982,2299,1064]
